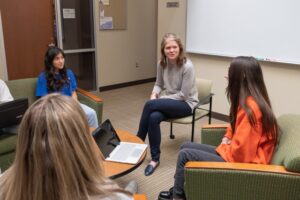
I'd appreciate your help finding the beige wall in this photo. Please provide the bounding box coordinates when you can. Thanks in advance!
[95,0,157,87]
[157,0,186,59]
[158,0,300,117]
[0,11,8,80]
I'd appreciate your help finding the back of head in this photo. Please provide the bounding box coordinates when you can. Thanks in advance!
[226,56,278,140]
[227,56,269,104]
[0,94,113,200]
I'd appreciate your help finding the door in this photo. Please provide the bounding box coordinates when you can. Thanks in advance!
[54,0,97,90]
[0,0,54,80]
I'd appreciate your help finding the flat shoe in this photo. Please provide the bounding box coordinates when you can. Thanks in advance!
[159,187,173,199]
[144,161,160,176]
[159,191,172,199]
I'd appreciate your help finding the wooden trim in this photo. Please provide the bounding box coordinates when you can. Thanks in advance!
[99,77,156,92]
[202,124,229,129]
[211,111,229,122]
[133,194,147,200]
[77,88,103,102]
[185,161,300,176]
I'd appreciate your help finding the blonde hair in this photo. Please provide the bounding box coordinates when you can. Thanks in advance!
[159,33,187,68]
[0,94,129,200]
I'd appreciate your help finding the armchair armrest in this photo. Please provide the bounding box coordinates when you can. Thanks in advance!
[185,162,298,175]
[77,88,104,124]
[184,161,300,200]
[133,194,147,200]
[201,124,228,146]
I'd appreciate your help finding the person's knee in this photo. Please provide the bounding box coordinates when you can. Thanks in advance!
[149,112,163,124]
[178,149,189,162]
[144,99,156,109]
[86,109,98,127]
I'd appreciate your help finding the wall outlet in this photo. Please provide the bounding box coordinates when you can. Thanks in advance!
[135,62,140,68]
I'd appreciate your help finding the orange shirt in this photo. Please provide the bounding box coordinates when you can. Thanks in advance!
[216,97,275,164]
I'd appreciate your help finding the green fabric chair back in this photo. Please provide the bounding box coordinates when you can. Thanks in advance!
[5,78,38,106]
[197,78,212,104]
[271,114,300,173]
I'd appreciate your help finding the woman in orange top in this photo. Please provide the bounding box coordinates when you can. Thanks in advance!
[159,56,279,200]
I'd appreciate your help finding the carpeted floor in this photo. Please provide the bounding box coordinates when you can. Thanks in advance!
[97,82,224,199]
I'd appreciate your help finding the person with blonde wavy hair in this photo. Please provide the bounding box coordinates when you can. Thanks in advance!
[0,93,132,200]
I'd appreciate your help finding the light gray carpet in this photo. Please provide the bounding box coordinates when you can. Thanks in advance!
[98,83,224,199]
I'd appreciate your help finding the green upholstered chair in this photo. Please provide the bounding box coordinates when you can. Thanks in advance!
[164,78,214,142]
[184,114,300,200]
[0,78,103,172]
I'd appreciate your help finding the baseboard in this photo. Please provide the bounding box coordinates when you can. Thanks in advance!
[99,77,156,92]
[211,111,229,122]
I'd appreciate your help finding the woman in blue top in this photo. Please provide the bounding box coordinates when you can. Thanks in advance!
[36,47,98,129]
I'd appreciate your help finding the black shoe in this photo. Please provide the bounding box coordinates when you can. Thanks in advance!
[144,161,160,176]
[159,187,173,199]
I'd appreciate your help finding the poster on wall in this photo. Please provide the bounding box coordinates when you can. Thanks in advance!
[99,0,127,30]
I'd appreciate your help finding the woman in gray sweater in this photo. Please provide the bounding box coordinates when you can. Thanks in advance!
[137,33,199,176]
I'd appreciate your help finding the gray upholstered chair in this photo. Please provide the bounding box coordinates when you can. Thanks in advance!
[165,78,213,142]
[184,114,300,200]
[0,78,103,172]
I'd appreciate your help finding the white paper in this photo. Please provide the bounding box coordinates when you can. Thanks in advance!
[100,17,113,29]
[63,8,76,19]
[102,0,110,5]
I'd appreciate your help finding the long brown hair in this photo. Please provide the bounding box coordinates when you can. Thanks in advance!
[0,94,129,200]
[226,56,278,142]
[159,33,187,68]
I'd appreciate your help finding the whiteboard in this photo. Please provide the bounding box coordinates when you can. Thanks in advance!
[186,0,300,65]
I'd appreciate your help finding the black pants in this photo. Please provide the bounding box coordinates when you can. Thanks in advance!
[137,99,191,161]
[173,142,225,199]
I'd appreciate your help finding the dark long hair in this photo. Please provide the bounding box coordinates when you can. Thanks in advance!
[44,47,69,92]
[226,56,278,142]
[159,33,187,68]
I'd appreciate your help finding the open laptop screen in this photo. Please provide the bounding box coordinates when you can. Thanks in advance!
[0,98,28,129]
[92,119,120,158]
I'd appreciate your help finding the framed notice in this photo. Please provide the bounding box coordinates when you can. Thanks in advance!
[99,0,127,30]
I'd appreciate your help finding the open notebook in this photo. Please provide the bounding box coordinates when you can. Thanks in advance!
[92,119,147,164]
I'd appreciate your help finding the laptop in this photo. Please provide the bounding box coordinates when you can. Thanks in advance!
[92,119,147,164]
[0,98,29,129]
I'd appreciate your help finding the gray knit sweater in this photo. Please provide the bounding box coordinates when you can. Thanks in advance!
[152,59,199,109]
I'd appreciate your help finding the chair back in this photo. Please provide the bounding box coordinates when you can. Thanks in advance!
[270,114,300,173]
[5,78,38,106]
[196,78,212,104]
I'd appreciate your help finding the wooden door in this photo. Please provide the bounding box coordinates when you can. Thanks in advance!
[0,0,54,80]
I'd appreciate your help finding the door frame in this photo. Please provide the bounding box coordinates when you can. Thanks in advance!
[54,0,98,90]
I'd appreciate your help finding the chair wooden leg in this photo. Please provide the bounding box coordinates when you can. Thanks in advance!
[208,97,212,124]
[170,122,175,139]
[191,120,195,142]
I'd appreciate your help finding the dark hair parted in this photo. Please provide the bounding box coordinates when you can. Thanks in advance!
[159,33,187,68]
[226,56,278,142]
[44,47,69,92]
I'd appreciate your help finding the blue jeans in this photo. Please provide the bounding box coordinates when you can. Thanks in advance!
[80,103,98,128]
[137,99,192,162]
[173,142,225,199]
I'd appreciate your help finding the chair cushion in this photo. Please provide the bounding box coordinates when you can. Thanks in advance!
[0,133,17,155]
[271,114,300,173]
[165,109,209,124]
